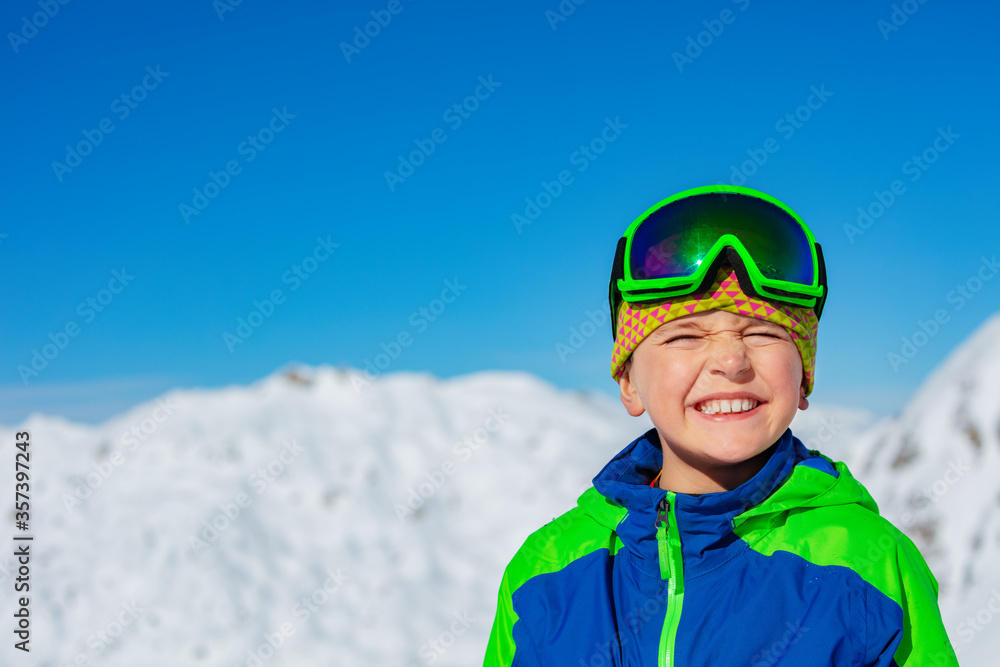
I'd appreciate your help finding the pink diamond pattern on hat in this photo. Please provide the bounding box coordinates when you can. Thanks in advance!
[610,264,820,396]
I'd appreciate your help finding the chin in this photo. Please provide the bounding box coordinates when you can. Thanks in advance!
[701,440,775,466]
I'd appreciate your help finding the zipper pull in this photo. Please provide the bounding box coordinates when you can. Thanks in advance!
[657,497,669,527]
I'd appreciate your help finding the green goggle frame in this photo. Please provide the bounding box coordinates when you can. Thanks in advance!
[608,185,828,340]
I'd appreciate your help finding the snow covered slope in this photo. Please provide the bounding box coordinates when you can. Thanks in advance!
[1,310,997,665]
[837,312,1000,664]
[0,369,644,666]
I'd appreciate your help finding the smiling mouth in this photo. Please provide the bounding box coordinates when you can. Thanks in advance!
[694,398,761,415]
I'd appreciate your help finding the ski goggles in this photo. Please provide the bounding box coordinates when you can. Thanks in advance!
[608,185,828,339]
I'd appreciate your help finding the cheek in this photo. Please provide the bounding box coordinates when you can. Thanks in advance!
[753,347,802,387]
[783,346,804,379]
[642,351,687,376]
[646,356,700,395]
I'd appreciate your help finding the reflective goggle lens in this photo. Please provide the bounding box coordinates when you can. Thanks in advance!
[628,193,814,284]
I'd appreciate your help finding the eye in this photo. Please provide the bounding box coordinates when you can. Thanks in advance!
[665,335,699,343]
[746,331,788,342]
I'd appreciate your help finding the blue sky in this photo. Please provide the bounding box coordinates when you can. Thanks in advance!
[2,0,998,423]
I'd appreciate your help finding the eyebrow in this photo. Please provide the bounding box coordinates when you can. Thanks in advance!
[660,319,783,333]
[663,321,709,331]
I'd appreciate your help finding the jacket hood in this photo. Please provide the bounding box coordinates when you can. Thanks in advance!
[578,427,875,578]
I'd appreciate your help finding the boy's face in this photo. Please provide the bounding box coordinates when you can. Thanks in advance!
[617,309,808,491]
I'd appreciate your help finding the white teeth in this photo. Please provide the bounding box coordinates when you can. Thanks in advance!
[696,399,759,414]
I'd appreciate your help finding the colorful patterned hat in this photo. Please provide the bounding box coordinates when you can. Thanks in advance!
[610,263,819,396]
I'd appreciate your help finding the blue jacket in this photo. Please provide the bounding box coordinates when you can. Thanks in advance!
[484,428,958,666]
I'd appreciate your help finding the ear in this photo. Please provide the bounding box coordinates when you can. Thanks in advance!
[798,381,809,411]
[618,359,647,417]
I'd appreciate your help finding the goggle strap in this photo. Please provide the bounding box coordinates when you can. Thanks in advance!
[609,237,627,340]
[815,243,828,319]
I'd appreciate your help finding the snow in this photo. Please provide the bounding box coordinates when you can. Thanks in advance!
[2,313,998,665]
[836,312,1000,663]
[0,368,641,666]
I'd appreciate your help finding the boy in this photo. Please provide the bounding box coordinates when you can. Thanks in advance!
[484,186,958,666]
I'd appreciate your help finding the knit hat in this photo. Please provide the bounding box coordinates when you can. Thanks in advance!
[610,263,819,396]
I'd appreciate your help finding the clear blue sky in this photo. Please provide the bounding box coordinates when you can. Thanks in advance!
[2,0,998,423]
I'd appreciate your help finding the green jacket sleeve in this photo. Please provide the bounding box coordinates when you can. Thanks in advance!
[484,568,519,667]
[872,529,959,666]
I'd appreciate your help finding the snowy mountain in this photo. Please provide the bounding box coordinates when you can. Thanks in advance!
[2,314,997,665]
[0,369,643,666]
[835,312,1000,665]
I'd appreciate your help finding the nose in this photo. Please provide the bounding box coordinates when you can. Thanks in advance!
[706,335,752,379]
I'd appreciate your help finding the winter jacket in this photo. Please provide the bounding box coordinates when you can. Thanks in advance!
[484,427,958,666]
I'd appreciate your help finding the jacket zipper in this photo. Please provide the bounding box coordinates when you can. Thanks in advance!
[656,492,684,667]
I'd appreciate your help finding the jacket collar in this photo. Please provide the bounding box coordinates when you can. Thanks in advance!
[589,427,800,578]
